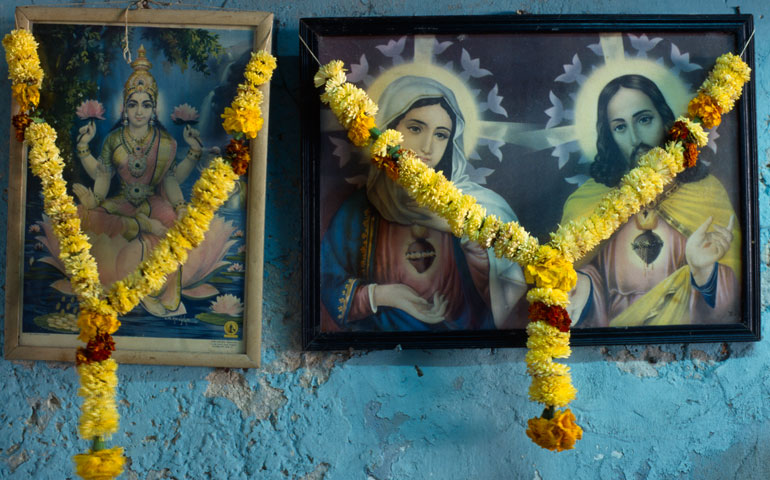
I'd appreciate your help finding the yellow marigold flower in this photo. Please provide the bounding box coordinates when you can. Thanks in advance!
[529,373,577,407]
[77,310,120,342]
[371,129,403,157]
[718,52,751,80]
[526,350,571,378]
[107,281,141,315]
[244,50,276,86]
[445,194,477,238]
[524,245,577,292]
[3,29,44,87]
[25,121,57,145]
[79,395,120,440]
[526,321,571,357]
[703,79,738,112]
[526,409,583,452]
[688,94,721,129]
[74,447,125,480]
[233,86,263,109]
[314,60,346,88]
[673,117,708,148]
[432,179,462,211]
[77,359,120,438]
[347,114,375,147]
[477,214,502,249]
[221,105,264,139]
[527,287,569,308]
[326,83,376,128]
[11,83,39,111]
[464,204,487,242]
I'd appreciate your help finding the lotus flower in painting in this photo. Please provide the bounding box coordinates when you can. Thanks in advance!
[36,215,237,316]
[170,103,199,125]
[75,99,106,120]
[210,294,244,317]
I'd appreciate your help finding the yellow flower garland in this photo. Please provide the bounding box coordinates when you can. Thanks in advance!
[4,29,275,478]
[316,51,750,451]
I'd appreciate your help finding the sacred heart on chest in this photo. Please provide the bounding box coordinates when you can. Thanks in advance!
[631,230,664,265]
[405,239,436,274]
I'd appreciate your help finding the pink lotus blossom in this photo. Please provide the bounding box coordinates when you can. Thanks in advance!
[37,214,238,316]
[170,103,200,124]
[210,294,244,316]
[227,263,244,272]
[75,99,106,120]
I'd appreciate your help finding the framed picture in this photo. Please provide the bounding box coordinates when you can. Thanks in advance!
[4,7,273,367]
[300,14,759,350]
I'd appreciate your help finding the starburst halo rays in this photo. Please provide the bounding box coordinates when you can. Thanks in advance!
[508,33,693,162]
[367,60,482,157]
[571,38,691,160]
[335,34,539,160]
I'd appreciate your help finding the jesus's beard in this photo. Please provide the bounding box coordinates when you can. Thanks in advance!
[630,143,656,167]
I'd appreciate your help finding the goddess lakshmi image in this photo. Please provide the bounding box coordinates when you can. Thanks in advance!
[70,46,222,317]
[22,28,254,343]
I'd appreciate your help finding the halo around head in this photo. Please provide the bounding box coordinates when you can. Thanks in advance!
[573,58,691,160]
[368,62,480,157]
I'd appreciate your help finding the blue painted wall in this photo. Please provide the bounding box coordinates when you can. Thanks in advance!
[1,1,769,479]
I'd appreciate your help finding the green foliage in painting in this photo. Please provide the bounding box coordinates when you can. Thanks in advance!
[34,25,123,170]
[32,25,223,172]
[141,28,223,75]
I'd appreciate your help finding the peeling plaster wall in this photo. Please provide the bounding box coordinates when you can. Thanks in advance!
[1,0,770,479]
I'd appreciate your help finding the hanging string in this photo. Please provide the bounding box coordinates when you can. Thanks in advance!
[739,28,755,58]
[298,35,321,67]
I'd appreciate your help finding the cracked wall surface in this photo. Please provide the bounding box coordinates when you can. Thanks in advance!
[1,0,770,479]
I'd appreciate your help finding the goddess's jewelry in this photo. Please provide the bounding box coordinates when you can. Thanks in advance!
[76,144,91,158]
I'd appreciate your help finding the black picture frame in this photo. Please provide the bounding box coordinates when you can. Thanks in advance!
[301,14,759,350]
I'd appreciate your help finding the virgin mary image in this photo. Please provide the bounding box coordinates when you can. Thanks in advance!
[321,75,527,332]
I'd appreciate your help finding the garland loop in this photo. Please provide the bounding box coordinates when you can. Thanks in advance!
[316,49,750,451]
[4,29,275,478]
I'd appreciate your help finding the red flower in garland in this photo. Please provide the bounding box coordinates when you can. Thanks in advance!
[12,113,32,142]
[528,301,572,332]
[226,138,251,176]
[75,331,116,365]
[683,142,699,169]
[667,121,689,142]
[372,154,399,181]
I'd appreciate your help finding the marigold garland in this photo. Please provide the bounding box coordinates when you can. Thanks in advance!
[4,29,276,478]
[316,51,750,451]
[525,408,583,452]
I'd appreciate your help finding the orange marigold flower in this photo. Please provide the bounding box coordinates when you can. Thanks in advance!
[12,113,32,142]
[231,157,249,176]
[75,349,89,366]
[528,301,572,332]
[526,408,583,452]
[667,120,689,142]
[347,114,376,147]
[688,94,722,129]
[77,309,120,342]
[683,142,699,169]
[372,154,399,181]
[226,139,251,176]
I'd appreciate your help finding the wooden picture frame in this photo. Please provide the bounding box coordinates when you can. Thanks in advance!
[4,6,273,367]
[300,14,760,350]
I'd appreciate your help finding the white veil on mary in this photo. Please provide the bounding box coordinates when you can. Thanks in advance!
[367,75,526,328]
